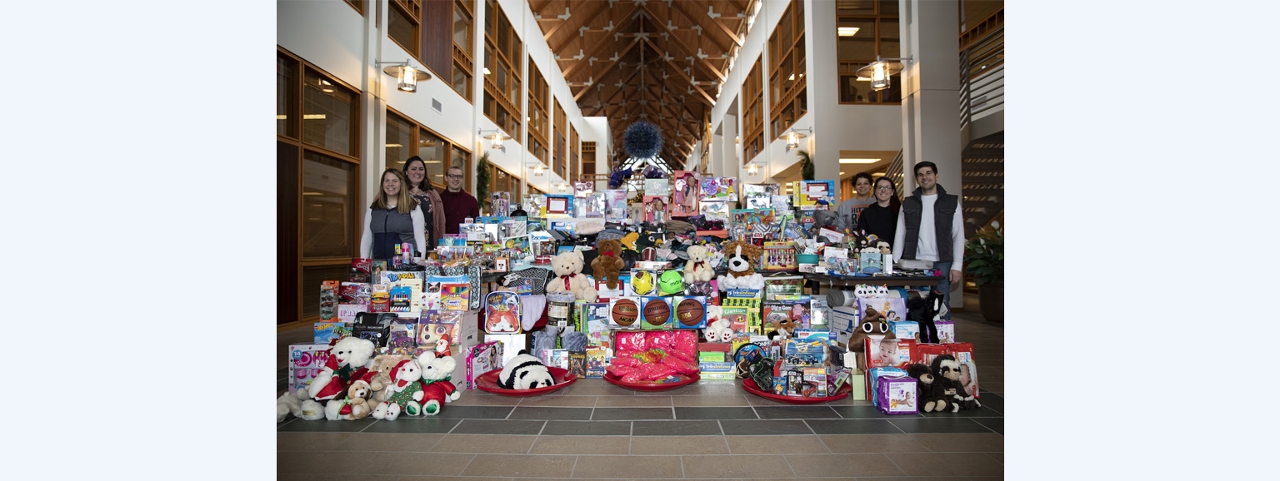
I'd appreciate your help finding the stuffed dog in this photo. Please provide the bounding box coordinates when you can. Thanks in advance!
[716,239,765,291]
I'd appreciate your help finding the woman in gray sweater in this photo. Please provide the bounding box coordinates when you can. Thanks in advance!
[360,169,426,260]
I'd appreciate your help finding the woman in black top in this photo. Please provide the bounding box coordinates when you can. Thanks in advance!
[856,176,902,243]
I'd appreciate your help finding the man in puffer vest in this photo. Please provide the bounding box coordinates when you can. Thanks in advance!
[892,161,965,319]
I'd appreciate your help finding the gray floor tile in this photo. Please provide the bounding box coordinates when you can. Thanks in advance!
[277,419,377,433]
[975,391,1004,414]
[632,420,723,435]
[832,404,922,419]
[507,406,594,420]
[674,406,759,419]
[889,417,996,434]
[358,418,460,434]
[721,419,813,435]
[591,407,674,420]
[973,418,1003,434]
[806,419,905,435]
[754,405,842,419]
[449,419,545,434]
[433,405,515,419]
[540,420,632,436]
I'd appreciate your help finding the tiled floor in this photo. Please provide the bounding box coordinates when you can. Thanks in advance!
[278,292,1004,479]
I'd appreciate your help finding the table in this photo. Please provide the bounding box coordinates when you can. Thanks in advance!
[802,272,941,294]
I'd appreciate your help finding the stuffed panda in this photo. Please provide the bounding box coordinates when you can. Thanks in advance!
[497,350,557,390]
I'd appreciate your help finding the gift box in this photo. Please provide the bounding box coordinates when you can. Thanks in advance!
[875,375,918,414]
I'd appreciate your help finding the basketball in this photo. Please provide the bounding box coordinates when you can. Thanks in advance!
[643,299,671,326]
[676,299,705,326]
[612,299,638,326]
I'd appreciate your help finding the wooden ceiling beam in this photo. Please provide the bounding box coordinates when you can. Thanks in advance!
[559,5,643,78]
[546,0,609,49]
[570,35,642,100]
[668,0,735,51]
[638,6,728,84]
[640,37,716,106]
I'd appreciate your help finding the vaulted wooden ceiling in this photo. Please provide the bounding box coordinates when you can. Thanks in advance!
[529,0,754,171]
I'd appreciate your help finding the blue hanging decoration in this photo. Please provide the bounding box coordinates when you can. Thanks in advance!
[623,121,663,160]
[608,167,634,189]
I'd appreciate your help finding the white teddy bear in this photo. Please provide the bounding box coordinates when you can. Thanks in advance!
[683,245,716,284]
[545,250,598,302]
[307,337,377,402]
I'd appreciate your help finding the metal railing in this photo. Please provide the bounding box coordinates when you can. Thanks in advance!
[883,149,905,201]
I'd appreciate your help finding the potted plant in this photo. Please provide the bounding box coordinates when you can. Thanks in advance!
[964,220,1003,322]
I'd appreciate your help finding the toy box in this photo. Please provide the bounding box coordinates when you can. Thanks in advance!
[388,318,418,354]
[793,180,835,209]
[760,242,798,271]
[721,296,762,334]
[699,176,737,201]
[670,170,701,217]
[644,178,671,196]
[671,296,707,329]
[875,375,918,414]
[866,337,918,369]
[889,320,921,341]
[319,280,340,320]
[465,341,504,389]
[857,296,907,324]
[287,343,331,392]
[604,190,629,223]
[698,361,736,380]
[540,348,570,369]
[545,194,575,217]
[783,335,828,368]
[368,284,390,313]
[608,297,642,330]
[596,274,629,301]
[313,322,346,345]
[483,291,522,334]
[389,285,413,313]
[640,296,673,330]
[642,195,668,224]
[579,302,613,349]
[742,183,779,209]
[802,367,828,398]
[585,347,610,378]
[568,352,587,378]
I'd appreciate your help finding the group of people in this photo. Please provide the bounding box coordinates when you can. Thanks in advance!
[359,160,480,260]
[359,158,962,319]
[836,162,964,318]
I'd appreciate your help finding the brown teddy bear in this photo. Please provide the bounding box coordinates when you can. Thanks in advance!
[591,239,625,289]
[367,353,412,405]
[324,380,373,420]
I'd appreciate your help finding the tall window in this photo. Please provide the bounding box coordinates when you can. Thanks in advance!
[570,124,579,182]
[344,0,364,15]
[385,109,472,190]
[837,0,900,104]
[769,0,807,140]
[483,0,522,141]
[278,48,362,326]
[741,58,764,162]
[488,164,521,213]
[527,59,549,161]
[554,100,566,178]
[388,0,422,57]
[451,0,474,101]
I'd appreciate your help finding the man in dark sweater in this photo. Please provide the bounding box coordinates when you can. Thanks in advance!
[439,166,479,235]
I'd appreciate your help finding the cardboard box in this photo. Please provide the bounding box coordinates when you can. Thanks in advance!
[875,375,918,414]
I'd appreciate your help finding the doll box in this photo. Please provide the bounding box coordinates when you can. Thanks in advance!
[483,333,527,370]
[875,375,918,414]
[465,341,504,389]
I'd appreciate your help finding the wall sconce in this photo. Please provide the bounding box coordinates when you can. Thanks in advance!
[855,56,912,91]
[376,59,431,93]
[746,162,760,176]
[479,129,512,152]
[784,127,811,153]
[526,161,545,177]
[735,135,740,145]
[556,182,569,193]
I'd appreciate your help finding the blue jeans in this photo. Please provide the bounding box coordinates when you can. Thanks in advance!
[933,261,953,320]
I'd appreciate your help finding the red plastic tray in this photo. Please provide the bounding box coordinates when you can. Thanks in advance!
[741,377,852,404]
[603,372,700,391]
[473,366,577,397]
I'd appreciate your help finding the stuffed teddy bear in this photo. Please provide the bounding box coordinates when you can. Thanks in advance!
[277,388,324,422]
[307,337,377,402]
[905,363,952,413]
[366,354,411,405]
[324,380,374,420]
[372,359,429,420]
[716,240,765,291]
[930,354,981,412]
[683,245,716,284]
[703,317,733,343]
[546,250,598,302]
[416,353,461,415]
[591,239,625,289]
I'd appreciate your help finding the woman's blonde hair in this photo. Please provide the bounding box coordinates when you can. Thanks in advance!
[371,169,418,214]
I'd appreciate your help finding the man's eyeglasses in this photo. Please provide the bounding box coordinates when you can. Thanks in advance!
[446,174,463,179]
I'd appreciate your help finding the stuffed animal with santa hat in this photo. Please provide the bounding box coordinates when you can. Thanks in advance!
[307,337,377,402]
[371,359,428,420]
[416,352,461,415]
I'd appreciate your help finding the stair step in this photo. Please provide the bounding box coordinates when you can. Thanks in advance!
[963,190,1003,198]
